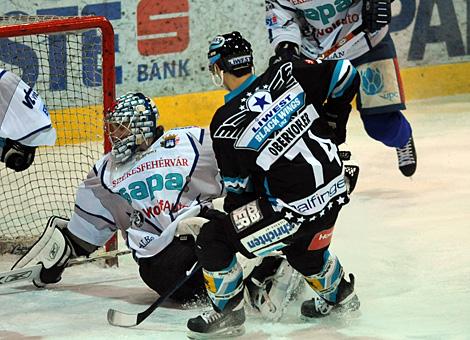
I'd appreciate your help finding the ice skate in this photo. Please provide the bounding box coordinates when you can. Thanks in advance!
[396,135,417,177]
[301,273,360,318]
[187,301,245,339]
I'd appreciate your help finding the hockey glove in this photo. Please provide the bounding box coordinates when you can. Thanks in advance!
[323,110,350,145]
[0,138,36,172]
[339,151,360,195]
[362,0,392,33]
[269,41,300,65]
[175,206,227,239]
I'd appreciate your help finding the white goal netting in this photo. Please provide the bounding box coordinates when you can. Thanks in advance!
[0,15,115,254]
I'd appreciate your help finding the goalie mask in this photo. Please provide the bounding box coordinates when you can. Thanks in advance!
[105,92,160,164]
[208,31,253,86]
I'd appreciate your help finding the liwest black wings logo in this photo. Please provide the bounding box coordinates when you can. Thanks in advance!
[213,111,249,140]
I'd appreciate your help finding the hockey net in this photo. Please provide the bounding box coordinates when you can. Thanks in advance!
[0,15,116,255]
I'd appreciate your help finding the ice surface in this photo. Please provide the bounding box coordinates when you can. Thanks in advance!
[1,95,470,339]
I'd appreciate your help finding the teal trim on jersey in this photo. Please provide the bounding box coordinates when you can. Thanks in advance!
[332,66,357,99]
[263,178,278,206]
[327,60,345,98]
[225,74,257,103]
[223,175,251,194]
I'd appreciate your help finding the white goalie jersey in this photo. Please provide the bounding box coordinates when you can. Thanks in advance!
[266,0,388,60]
[0,68,56,146]
[67,127,223,259]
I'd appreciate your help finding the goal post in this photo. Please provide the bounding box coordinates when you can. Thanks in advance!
[0,15,118,259]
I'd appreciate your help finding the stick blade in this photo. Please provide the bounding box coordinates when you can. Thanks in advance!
[107,308,138,327]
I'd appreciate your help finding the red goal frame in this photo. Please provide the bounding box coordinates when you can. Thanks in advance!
[0,16,118,260]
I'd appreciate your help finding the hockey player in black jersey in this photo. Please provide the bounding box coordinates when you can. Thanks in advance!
[186,31,361,338]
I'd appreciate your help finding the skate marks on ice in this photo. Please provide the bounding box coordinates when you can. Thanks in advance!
[1,95,470,338]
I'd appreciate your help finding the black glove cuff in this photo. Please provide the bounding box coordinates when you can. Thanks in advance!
[1,139,36,172]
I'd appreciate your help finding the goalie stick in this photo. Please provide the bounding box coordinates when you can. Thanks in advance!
[0,249,131,286]
[107,261,201,327]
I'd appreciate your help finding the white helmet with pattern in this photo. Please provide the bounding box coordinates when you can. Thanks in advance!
[105,92,161,164]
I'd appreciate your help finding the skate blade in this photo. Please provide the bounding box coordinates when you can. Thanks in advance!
[187,325,245,339]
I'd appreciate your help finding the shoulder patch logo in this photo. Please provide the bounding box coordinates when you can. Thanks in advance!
[160,134,179,148]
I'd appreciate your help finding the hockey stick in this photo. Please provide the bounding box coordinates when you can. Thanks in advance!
[0,249,131,286]
[107,261,202,327]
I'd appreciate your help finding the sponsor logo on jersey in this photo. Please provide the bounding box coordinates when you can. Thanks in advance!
[139,235,155,249]
[230,200,263,232]
[22,87,37,109]
[236,85,305,150]
[143,200,188,218]
[256,106,317,170]
[240,219,299,252]
[314,14,360,38]
[111,158,189,186]
[246,90,272,113]
[160,134,179,148]
[302,0,354,25]
[308,226,335,250]
[288,174,346,214]
[118,172,185,203]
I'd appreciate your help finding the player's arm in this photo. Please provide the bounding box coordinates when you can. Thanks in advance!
[210,122,257,213]
[293,59,360,145]
[0,68,56,171]
[322,59,360,145]
[217,151,257,213]
[266,0,301,63]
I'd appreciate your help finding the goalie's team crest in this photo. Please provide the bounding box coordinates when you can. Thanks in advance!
[160,134,179,148]
[246,90,272,113]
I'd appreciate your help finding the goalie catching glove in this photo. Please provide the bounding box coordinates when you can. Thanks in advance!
[11,216,97,287]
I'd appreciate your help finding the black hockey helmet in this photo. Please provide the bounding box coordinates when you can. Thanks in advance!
[208,31,253,75]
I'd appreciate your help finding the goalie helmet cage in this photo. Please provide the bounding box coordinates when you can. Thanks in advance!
[0,15,118,260]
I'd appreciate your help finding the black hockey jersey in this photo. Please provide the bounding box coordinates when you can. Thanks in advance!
[210,59,359,216]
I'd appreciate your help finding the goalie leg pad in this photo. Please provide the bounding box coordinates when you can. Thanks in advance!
[12,216,74,287]
[245,256,304,321]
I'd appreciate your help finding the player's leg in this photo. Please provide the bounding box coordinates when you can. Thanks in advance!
[187,198,291,338]
[139,236,206,304]
[187,215,245,338]
[283,209,360,318]
[353,33,417,177]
